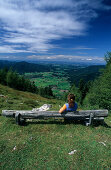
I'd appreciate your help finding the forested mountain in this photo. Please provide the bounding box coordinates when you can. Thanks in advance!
[12,61,51,73]
[0,60,15,69]
[67,65,105,85]
[0,60,50,73]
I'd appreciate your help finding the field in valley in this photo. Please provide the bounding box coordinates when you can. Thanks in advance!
[24,64,105,98]
[24,66,71,98]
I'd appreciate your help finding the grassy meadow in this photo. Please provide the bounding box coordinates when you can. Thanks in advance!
[0,84,111,169]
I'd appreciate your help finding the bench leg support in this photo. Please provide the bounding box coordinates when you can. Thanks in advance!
[85,113,94,126]
[15,112,25,125]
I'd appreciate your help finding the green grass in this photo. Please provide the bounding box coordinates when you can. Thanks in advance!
[0,84,111,169]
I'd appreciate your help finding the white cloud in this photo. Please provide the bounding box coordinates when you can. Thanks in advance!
[0,0,110,53]
[27,54,105,63]
[86,58,92,61]
[72,47,96,50]
[0,45,31,53]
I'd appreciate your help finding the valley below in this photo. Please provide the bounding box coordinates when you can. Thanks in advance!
[23,63,105,98]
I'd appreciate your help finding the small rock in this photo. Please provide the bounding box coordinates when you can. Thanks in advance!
[68,150,77,155]
[12,146,16,151]
[29,137,33,140]
[99,142,106,146]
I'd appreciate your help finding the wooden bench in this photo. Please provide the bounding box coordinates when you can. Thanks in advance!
[2,109,108,126]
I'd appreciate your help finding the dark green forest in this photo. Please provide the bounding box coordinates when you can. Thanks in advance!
[0,68,53,98]
[67,65,105,85]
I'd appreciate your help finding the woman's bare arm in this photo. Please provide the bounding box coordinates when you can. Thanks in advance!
[59,104,66,113]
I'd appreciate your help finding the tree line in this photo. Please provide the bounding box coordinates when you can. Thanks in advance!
[69,52,111,110]
[0,68,53,98]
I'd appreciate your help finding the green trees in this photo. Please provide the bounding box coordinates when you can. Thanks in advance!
[69,79,91,106]
[104,51,111,65]
[0,68,53,98]
[6,69,18,88]
[38,86,53,98]
[6,69,38,93]
[0,68,8,85]
[0,68,38,93]
[84,52,111,110]
[69,83,80,103]
[78,79,92,105]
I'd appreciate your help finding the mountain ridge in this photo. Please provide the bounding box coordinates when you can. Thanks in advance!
[0,60,50,73]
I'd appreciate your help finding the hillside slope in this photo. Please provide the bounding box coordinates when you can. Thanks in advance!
[0,84,61,113]
[0,84,111,169]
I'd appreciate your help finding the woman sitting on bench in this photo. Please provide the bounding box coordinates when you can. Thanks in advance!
[59,93,78,114]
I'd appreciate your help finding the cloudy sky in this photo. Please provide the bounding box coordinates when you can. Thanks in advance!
[0,0,111,64]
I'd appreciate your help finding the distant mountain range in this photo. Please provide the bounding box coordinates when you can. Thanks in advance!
[0,60,105,85]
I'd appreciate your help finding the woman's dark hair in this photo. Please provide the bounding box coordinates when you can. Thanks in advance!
[67,93,75,107]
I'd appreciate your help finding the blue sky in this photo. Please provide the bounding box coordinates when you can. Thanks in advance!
[0,0,111,64]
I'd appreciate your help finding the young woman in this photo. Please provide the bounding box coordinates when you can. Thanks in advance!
[59,93,78,113]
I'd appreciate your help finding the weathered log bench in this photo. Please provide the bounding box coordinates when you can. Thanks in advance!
[2,109,108,126]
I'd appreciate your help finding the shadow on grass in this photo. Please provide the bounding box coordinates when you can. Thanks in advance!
[12,119,111,128]
[27,119,85,125]
[92,121,111,128]
[10,118,85,126]
[9,118,111,128]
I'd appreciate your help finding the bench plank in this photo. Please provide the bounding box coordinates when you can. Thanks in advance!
[2,110,108,118]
